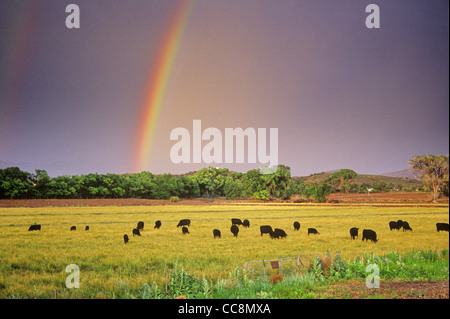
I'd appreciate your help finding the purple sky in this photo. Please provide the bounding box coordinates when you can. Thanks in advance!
[0,0,448,177]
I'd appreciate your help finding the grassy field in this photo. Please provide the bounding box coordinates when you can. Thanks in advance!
[0,204,448,298]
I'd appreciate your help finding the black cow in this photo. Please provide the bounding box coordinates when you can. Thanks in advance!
[28,224,41,231]
[177,219,191,227]
[137,221,144,230]
[123,234,129,244]
[397,220,404,230]
[436,223,449,232]
[213,229,221,238]
[242,219,250,228]
[402,221,412,231]
[154,220,162,229]
[350,227,359,240]
[231,218,243,226]
[230,225,239,237]
[70,226,76,231]
[132,228,141,236]
[362,229,378,243]
[389,221,400,230]
[308,228,319,235]
[293,221,300,231]
[260,225,273,236]
[182,226,189,234]
[85,226,89,231]
[270,228,287,239]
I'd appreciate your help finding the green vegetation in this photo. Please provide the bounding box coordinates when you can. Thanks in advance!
[297,172,422,193]
[0,165,427,202]
[2,153,447,204]
[409,155,449,202]
[325,169,358,193]
[0,166,293,200]
[133,249,449,299]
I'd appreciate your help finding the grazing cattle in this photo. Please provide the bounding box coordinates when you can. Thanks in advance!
[402,221,412,232]
[242,219,250,228]
[213,229,221,238]
[293,221,300,231]
[389,221,400,230]
[154,220,162,229]
[123,234,129,244]
[270,228,287,239]
[260,225,273,237]
[362,229,378,243]
[177,219,191,227]
[230,225,239,237]
[85,226,89,231]
[70,226,76,231]
[132,228,141,236]
[28,224,41,231]
[182,226,189,234]
[231,218,243,226]
[308,228,319,235]
[397,220,404,230]
[436,223,449,232]
[137,221,144,230]
[350,227,359,240]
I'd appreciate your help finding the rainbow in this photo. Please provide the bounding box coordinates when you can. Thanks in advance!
[0,2,37,140]
[134,0,196,173]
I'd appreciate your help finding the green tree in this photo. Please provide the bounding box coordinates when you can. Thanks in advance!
[442,180,449,197]
[312,184,331,202]
[223,177,243,200]
[241,169,262,198]
[326,169,357,193]
[46,175,78,199]
[152,174,179,200]
[33,169,51,198]
[0,167,35,199]
[260,165,292,198]
[304,182,331,203]
[194,167,229,198]
[124,171,154,198]
[290,178,306,195]
[253,189,269,202]
[409,155,449,202]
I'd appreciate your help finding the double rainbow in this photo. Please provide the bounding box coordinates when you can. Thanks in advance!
[0,2,37,139]
[134,0,196,172]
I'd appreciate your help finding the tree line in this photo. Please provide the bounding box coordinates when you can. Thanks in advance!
[0,155,447,202]
[0,165,354,201]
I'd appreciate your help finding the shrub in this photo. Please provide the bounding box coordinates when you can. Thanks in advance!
[137,282,162,299]
[270,273,285,284]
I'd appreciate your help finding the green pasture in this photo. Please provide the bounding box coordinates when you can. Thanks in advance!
[0,204,448,298]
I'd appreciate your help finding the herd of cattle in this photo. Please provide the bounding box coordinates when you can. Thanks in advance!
[27,219,449,245]
[120,218,449,244]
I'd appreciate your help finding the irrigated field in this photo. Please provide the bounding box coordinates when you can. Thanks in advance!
[0,204,448,298]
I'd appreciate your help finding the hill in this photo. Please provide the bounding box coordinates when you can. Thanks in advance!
[295,170,422,189]
[381,169,424,180]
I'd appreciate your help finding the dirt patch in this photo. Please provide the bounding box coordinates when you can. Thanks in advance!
[0,198,214,208]
[0,192,447,208]
[320,280,449,299]
[327,192,449,204]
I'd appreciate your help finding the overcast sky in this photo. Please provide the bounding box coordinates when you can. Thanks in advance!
[0,0,448,177]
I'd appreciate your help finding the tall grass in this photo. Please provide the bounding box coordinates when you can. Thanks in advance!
[0,205,448,298]
[132,249,448,299]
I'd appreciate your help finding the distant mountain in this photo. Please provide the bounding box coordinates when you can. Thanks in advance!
[381,169,424,181]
